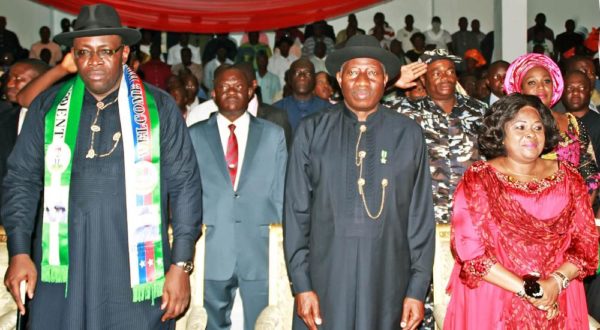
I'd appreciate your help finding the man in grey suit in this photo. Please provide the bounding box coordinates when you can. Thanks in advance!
[188,63,287,329]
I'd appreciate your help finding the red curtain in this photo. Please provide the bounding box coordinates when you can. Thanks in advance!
[36,0,384,33]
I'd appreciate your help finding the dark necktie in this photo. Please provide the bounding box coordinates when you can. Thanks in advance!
[226,124,238,187]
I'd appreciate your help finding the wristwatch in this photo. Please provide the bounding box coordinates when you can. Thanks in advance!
[174,261,194,274]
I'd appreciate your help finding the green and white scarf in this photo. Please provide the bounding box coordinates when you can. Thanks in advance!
[43,66,165,302]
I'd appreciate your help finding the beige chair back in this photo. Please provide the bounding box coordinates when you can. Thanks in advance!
[432,223,453,330]
[255,224,293,330]
[0,226,18,329]
[176,225,207,330]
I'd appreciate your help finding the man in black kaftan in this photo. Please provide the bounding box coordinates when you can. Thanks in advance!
[2,5,202,329]
[284,35,435,330]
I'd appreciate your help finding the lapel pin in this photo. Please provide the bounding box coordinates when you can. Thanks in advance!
[380,150,388,164]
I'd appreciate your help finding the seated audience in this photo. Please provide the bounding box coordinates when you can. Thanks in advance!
[203,46,234,93]
[368,12,395,40]
[236,31,272,69]
[202,33,237,64]
[167,33,201,65]
[255,50,281,105]
[29,26,62,66]
[396,14,420,53]
[273,58,329,132]
[140,43,171,90]
[302,22,335,58]
[171,47,203,86]
[424,16,452,51]
[336,14,365,45]
[452,17,479,61]
[405,32,426,63]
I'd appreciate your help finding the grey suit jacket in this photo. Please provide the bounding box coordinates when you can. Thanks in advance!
[189,114,287,281]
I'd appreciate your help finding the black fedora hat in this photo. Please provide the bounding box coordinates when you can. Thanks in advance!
[54,4,141,47]
[326,35,400,77]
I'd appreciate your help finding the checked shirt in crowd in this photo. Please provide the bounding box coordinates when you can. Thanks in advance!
[386,93,486,224]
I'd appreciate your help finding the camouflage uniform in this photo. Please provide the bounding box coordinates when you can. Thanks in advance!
[386,93,486,224]
[385,92,487,330]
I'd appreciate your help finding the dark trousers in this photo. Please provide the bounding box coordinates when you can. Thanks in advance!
[204,273,268,330]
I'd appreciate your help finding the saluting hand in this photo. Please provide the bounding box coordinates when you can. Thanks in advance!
[161,265,190,322]
[295,291,322,330]
[400,297,424,330]
[394,62,428,89]
[4,254,37,315]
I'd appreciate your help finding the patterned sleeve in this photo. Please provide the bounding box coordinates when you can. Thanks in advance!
[451,178,498,288]
[574,117,600,191]
[564,164,599,279]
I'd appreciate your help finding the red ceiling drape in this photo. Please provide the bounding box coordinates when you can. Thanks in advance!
[36,0,385,33]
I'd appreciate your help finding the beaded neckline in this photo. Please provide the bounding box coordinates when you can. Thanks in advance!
[486,162,565,194]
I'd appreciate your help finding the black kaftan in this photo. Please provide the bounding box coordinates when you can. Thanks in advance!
[284,104,435,329]
[2,82,202,329]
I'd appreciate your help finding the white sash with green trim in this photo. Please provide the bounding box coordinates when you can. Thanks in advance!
[43,65,164,302]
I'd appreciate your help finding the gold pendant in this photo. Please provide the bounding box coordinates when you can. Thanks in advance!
[86,149,96,159]
[91,125,101,132]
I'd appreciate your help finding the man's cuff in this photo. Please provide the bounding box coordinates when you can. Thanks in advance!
[170,239,194,263]
[290,272,313,295]
[405,275,432,302]
[7,232,31,257]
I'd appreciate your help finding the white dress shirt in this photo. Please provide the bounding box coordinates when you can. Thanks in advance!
[217,111,250,191]
[186,95,259,127]
[17,107,27,135]
[489,93,500,106]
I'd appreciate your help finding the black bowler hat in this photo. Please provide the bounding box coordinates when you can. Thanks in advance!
[54,4,141,47]
[325,35,400,77]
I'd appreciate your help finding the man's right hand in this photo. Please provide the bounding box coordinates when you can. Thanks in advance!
[395,62,428,89]
[295,291,322,330]
[4,254,37,315]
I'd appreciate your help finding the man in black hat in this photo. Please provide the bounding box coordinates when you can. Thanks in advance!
[284,34,434,330]
[3,4,202,329]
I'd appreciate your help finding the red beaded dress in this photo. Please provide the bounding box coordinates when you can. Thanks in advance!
[444,161,598,330]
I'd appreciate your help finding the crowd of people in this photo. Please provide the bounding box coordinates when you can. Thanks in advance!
[0,3,600,330]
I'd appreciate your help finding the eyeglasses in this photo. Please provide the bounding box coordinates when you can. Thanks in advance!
[73,45,124,60]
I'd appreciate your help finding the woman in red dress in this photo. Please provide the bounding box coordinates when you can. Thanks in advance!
[444,94,598,329]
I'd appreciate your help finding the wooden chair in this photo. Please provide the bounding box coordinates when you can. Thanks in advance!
[255,224,294,330]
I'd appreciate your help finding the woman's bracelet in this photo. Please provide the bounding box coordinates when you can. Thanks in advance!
[515,285,527,299]
[550,271,570,291]
[549,273,563,293]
